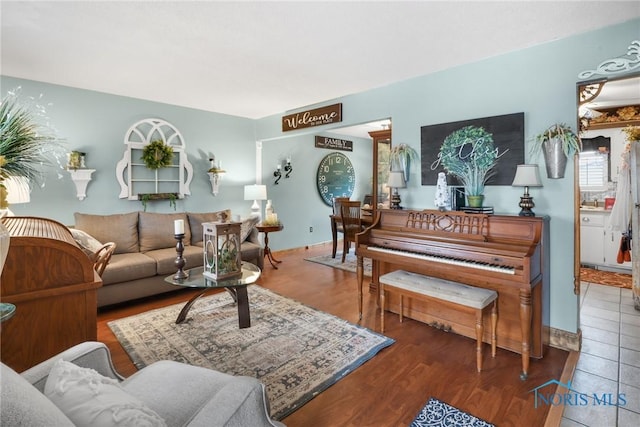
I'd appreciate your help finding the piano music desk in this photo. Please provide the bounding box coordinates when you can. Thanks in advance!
[380,270,497,373]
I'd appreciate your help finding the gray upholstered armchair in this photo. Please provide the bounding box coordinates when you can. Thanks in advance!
[1,341,284,427]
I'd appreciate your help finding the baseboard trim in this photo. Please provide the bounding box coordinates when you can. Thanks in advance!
[546,326,581,352]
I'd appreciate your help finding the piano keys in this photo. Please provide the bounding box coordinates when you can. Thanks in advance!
[355,209,549,380]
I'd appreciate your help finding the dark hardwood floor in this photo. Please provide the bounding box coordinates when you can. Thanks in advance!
[97,244,569,427]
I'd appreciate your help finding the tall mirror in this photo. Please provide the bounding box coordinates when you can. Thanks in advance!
[576,73,639,293]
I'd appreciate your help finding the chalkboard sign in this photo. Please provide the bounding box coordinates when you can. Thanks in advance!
[420,113,525,186]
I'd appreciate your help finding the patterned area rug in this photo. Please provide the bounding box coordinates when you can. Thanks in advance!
[305,252,372,276]
[580,267,632,289]
[410,397,494,427]
[108,285,393,420]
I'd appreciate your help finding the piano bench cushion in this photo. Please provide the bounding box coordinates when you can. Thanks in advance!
[379,270,497,309]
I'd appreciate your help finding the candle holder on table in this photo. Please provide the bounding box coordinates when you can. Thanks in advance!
[174,233,189,280]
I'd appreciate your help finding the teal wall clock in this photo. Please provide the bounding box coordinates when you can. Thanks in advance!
[316,152,355,206]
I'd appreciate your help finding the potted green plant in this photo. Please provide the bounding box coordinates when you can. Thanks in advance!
[141,140,173,170]
[533,123,581,179]
[1,89,64,275]
[439,125,498,207]
[389,143,419,182]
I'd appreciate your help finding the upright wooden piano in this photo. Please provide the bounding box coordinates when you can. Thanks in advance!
[0,216,102,372]
[356,209,549,380]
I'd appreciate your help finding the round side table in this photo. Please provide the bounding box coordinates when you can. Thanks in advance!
[257,224,284,269]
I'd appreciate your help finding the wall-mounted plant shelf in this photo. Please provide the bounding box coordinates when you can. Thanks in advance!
[138,192,179,211]
[116,118,193,201]
[68,169,95,200]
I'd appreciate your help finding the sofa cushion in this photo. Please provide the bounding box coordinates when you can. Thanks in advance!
[139,212,191,252]
[0,363,74,427]
[187,210,232,245]
[44,359,166,427]
[74,212,139,254]
[145,246,203,276]
[101,252,157,286]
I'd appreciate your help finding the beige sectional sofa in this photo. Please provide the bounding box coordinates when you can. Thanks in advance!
[72,210,263,308]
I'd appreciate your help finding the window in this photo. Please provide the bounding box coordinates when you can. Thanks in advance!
[579,151,608,191]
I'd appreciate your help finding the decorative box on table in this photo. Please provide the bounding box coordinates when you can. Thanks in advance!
[202,220,242,280]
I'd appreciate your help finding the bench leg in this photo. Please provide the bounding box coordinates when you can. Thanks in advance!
[476,309,483,373]
[380,284,386,333]
[491,301,497,358]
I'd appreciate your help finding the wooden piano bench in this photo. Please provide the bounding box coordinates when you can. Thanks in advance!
[379,270,498,373]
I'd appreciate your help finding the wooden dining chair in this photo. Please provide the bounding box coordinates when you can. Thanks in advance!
[340,200,363,263]
[331,197,350,258]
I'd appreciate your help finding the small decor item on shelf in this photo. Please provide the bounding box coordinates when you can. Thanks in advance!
[67,151,86,170]
[141,139,173,169]
[202,220,242,280]
[434,172,451,211]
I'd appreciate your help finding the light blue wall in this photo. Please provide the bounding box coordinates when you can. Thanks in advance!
[0,77,257,221]
[2,19,638,335]
[255,19,640,334]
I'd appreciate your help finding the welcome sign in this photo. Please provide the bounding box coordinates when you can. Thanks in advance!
[282,103,342,132]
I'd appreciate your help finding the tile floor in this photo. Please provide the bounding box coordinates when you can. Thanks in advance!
[560,282,640,427]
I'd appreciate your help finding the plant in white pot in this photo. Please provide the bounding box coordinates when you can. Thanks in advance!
[439,125,498,208]
[389,143,419,182]
[533,123,581,179]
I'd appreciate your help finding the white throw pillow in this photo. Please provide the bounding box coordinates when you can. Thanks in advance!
[70,228,104,258]
[240,215,260,242]
[44,359,167,427]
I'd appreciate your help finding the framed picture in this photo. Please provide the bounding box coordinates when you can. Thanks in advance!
[420,112,525,186]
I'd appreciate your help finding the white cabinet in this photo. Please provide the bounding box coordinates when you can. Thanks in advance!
[580,212,605,266]
[604,218,632,270]
[580,209,631,271]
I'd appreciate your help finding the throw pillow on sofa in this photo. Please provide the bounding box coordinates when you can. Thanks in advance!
[44,359,167,427]
[74,212,139,254]
[138,212,191,252]
[69,228,104,258]
[240,216,260,242]
[187,210,232,245]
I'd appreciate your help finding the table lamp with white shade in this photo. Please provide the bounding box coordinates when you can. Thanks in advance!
[244,184,267,218]
[511,164,543,216]
[387,171,406,210]
[1,176,31,216]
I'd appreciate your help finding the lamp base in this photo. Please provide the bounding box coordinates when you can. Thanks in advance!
[390,193,402,210]
[518,195,536,217]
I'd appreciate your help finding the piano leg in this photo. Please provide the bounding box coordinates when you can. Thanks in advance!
[357,256,364,320]
[519,290,532,380]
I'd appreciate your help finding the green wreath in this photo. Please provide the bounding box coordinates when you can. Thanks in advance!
[141,140,173,169]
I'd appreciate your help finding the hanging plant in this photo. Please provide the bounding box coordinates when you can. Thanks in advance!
[389,143,419,182]
[141,140,173,169]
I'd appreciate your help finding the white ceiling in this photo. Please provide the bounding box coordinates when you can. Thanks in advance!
[2,1,639,121]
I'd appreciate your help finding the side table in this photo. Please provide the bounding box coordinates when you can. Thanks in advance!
[257,224,283,269]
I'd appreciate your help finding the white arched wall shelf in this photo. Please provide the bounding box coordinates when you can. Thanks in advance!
[116,118,193,200]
